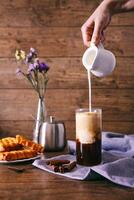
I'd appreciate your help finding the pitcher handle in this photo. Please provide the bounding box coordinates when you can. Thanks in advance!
[90,41,104,49]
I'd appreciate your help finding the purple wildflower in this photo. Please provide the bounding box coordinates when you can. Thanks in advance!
[38,62,49,72]
[30,48,36,53]
[25,52,33,63]
[28,63,36,72]
[26,48,37,63]
[16,68,22,75]
[15,48,49,99]
[27,52,32,60]
[30,48,37,58]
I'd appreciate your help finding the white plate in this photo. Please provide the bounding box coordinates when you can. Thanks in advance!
[0,154,41,164]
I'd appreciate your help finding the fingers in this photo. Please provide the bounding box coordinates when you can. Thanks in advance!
[91,21,103,45]
[81,22,94,47]
[81,20,104,47]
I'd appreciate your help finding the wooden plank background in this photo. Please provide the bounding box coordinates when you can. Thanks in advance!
[0,0,133,139]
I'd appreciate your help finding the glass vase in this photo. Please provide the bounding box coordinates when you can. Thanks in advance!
[33,97,47,143]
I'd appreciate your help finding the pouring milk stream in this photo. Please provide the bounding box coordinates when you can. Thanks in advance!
[82,42,116,111]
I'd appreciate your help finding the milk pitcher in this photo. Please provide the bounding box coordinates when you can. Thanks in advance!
[82,43,116,77]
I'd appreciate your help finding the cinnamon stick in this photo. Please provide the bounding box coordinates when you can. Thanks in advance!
[59,161,77,173]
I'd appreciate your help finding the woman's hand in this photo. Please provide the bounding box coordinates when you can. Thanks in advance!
[81,0,134,47]
[81,1,112,47]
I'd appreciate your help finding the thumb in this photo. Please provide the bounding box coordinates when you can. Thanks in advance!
[91,21,102,45]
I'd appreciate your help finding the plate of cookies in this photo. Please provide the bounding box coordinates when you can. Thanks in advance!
[0,135,44,164]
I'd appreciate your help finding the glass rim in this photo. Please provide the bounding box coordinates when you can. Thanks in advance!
[75,108,102,113]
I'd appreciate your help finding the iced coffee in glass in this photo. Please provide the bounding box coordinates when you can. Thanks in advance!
[76,108,102,166]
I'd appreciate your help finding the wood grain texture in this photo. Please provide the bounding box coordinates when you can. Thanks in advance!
[0,57,134,89]
[0,89,133,122]
[0,27,133,57]
[0,0,133,26]
[0,120,133,140]
[0,120,35,139]
[66,121,134,139]
[0,162,134,200]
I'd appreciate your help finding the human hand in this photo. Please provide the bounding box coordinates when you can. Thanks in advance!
[81,1,112,47]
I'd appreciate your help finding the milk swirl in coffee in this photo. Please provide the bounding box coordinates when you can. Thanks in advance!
[76,70,102,166]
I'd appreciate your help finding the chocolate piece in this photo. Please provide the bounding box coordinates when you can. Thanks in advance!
[46,164,60,172]
[46,159,70,166]
[46,160,77,173]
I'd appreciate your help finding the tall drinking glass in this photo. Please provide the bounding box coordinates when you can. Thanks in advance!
[76,108,102,166]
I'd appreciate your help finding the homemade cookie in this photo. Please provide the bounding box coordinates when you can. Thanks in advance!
[0,149,37,161]
[0,137,23,152]
[16,135,44,153]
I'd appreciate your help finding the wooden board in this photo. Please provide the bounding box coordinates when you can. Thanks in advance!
[0,27,133,57]
[66,121,134,139]
[0,89,133,122]
[0,0,133,26]
[0,120,133,140]
[0,57,133,89]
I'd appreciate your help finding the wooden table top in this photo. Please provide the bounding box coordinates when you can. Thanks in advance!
[0,152,134,200]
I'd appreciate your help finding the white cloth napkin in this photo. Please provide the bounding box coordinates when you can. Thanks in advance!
[33,132,134,188]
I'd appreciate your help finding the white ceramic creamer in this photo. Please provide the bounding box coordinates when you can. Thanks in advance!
[82,43,116,77]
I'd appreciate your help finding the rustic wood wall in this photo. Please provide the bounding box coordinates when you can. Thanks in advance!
[0,0,133,139]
